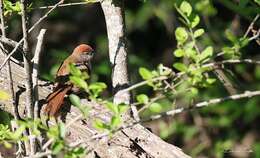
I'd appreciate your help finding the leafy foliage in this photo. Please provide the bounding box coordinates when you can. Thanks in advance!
[0,0,259,157]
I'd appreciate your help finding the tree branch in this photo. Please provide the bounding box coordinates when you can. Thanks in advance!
[37,1,99,10]
[0,54,191,157]
[119,59,260,94]
[32,29,46,120]
[101,0,139,122]
[21,0,35,154]
[92,90,260,140]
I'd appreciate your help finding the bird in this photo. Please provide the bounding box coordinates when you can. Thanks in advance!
[44,44,94,117]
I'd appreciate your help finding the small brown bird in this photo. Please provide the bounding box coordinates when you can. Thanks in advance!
[45,44,94,117]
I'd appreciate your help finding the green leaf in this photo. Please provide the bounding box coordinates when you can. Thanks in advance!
[69,63,82,76]
[139,67,154,80]
[52,141,64,155]
[254,0,260,5]
[206,78,216,84]
[157,64,172,76]
[0,90,10,101]
[186,48,197,62]
[80,107,90,117]
[69,76,88,90]
[110,116,121,128]
[190,15,200,28]
[89,82,107,90]
[149,103,162,113]
[255,66,260,79]
[118,104,129,114]
[191,87,198,95]
[59,122,66,138]
[65,147,86,158]
[12,125,26,140]
[105,102,118,114]
[199,46,213,62]
[93,119,106,131]
[222,46,235,55]
[136,94,149,104]
[173,63,188,72]
[225,30,237,43]
[180,1,192,16]
[194,29,204,38]
[238,37,249,48]
[89,82,107,99]
[174,49,185,57]
[69,94,81,107]
[3,141,12,148]
[175,27,188,44]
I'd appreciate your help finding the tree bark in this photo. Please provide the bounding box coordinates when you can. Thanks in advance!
[101,0,130,105]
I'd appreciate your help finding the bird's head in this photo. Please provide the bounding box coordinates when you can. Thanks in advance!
[72,44,94,62]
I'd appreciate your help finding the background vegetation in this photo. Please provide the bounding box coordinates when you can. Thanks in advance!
[0,0,259,157]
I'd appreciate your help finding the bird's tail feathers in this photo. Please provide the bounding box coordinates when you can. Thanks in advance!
[45,86,71,117]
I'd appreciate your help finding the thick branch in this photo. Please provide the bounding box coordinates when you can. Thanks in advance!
[33,29,46,119]
[21,0,33,119]
[21,0,37,155]
[101,0,130,104]
[0,53,190,158]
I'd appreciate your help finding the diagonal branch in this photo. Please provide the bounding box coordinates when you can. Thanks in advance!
[32,29,46,119]
[21,0,36,155]
[118,59,260,94]
[37,1,99,9]
[92,90,260,140]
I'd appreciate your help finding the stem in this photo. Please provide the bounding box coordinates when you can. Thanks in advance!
[91,90,260,140]
[21,0,35,154]
[33,29,46,119]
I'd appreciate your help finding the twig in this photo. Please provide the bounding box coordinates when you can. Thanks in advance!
[138,94,164,113]
[249,29,260,41]
[0,0,64,71]
[118,76,168,94]
[33,29,46,119]
[0,36,24,66]
[32,29,46,150]
[25,150,52,158]
[215,14,260,58]
[41,138,53,151]
[21,0,33,119]
[118,59,260,95]
[42,115,83,151]
[0,35,21,48]
[0,39,24,70]
[243,14,259,38]
[21,0,35,154]
[37,1,98,10]
[91,90,260,140]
